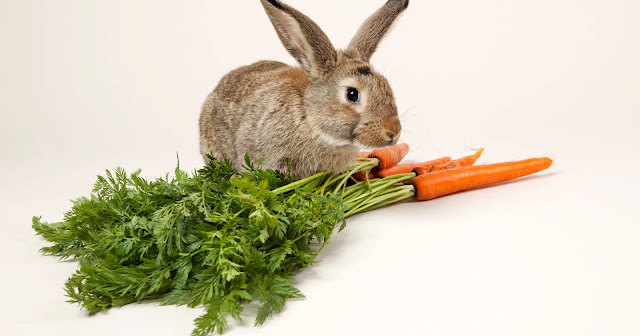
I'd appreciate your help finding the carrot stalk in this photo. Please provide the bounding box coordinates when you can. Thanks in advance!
[376,156,452,178]
[343,173,416,209]
[411,157,553,201]
[342,173,414,200]
[344,185,416,217]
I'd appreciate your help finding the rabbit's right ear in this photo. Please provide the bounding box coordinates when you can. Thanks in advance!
[347,0,409,62]
[261,0,338,80]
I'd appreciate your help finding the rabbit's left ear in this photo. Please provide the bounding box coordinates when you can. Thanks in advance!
[261,0,337,80]
[348,0,409,62]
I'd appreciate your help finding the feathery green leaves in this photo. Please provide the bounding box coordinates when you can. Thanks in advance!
[34,155,414,335]
[34,156,343,334]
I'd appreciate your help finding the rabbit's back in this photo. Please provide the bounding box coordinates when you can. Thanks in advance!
[199,61,313,171]
[214,61,290,104]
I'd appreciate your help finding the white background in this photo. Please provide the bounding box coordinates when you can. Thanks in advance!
[1,0,639,335]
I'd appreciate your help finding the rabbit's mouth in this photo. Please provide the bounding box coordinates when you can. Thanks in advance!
[352,121,402,149]
[354,138,400,151]
[352,135,400,150]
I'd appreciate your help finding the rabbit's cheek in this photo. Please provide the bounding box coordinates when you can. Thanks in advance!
[326,105,361,134]
[308,105,359,144]
[353,122,394,149]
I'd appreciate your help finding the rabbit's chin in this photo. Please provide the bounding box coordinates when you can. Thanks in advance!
[353,142,376,152]
[354,137,401,151]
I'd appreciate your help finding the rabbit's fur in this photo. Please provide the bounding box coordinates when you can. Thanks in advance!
[200,0,409,177]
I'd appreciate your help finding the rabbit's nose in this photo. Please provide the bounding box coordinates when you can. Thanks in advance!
[386,131,396,141]
[383,118,402,144]
[385,131,399,145]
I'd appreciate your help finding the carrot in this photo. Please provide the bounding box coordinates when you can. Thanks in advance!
[352,171,375,181]
[448,148,484,167]
[368,143,410,172]
[352,144,409,180]
[411,157,553,201]
[414,164,448,175]
[413,149,484,176]
[376,157,452,178]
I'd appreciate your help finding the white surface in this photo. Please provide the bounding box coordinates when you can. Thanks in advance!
[1,0,639,335]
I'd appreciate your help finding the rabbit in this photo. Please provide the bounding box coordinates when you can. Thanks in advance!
[200,0,409,177]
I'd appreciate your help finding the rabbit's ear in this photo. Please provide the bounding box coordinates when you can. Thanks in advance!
[261,0,337,79]
[347,0,409,62]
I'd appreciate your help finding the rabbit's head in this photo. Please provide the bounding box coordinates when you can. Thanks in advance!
[261,0,409,149]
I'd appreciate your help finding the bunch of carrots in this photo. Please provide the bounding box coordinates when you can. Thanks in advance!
[352,143,553,202]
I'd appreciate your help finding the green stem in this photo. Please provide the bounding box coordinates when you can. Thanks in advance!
[341,178,390,198]
[316,185,415,256]
[344,184,402,215]
[272,172,328,195]
[331,159,379,194]
[345,185,416,217]
[187,247,214,257]
[291,232,310,244]
[361,191,415,213]
[316,226,336,256]
[342,173,415,207]
[343,173,415,196]
[275,159,417,257]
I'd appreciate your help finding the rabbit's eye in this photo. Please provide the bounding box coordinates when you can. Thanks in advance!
[346,88,361,103]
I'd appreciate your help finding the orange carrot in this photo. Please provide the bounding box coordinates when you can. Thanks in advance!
[411,158,553,201]
[448,148,484,167]
[413,149,484,176]
[368,143,410,172]
[414,164,451,175]
[352,171,376,181]
[376,157,452,178]
[353,144,409,180]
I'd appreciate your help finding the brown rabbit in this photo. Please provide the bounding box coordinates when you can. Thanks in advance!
[200,0,409,177]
